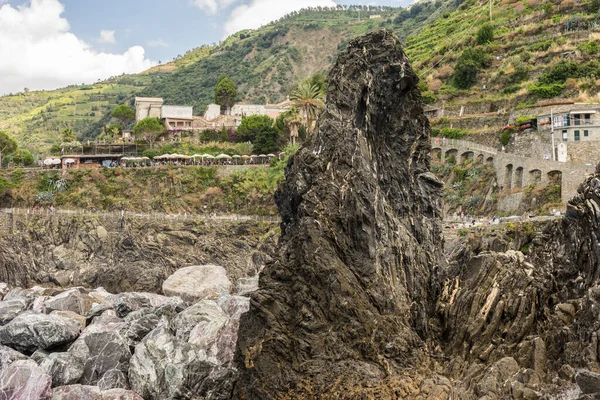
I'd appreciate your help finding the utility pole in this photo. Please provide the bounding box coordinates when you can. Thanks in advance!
[551,108,556,161]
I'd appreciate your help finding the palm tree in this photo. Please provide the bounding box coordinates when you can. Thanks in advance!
[290,83,325,133]
[284,107,302,145]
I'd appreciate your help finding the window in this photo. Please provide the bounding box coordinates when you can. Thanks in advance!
[575,130,580,141]
[169,122,175,127]
[573,114,581,126]
[563,115,570,127]
[562,130,568,141]
[584,130,589,137]
[585,114,592,124]
[553,116,560,127]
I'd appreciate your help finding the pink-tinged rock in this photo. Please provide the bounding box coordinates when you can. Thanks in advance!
[162,265,231,302]
[51,384,101,399]
[0,344,28,371]
[0,360,52,400]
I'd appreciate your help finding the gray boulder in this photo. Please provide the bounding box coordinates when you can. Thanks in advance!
[40,352,84,387]
[68,324,131,389]
[0,344,28,371]
[45,289,94,316]
[577,370,600,394]
[0,360,52,399]
[162,265,231,302]
[105,292,182,318]
[128,323,211,399]
[0,299,29,325]
[3,289,35,305]
[120,300,181,347]
[235,276,258,296]
[0,312,80,353]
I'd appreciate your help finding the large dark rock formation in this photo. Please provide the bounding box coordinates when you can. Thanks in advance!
[235,30,445,398]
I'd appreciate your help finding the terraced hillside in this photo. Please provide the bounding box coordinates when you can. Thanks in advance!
[1,0,598,152]
[0,2,460,151]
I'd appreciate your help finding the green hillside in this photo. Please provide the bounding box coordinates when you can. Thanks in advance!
[0,2,459,151]
[1,0,599,153]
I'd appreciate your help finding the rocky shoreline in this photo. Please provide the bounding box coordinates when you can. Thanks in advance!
[0,266,258,399]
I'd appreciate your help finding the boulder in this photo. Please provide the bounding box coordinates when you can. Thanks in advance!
[105,293,182,318]
[0,283,9,300]
[218,295,250,319]
[476,357,520,397]
[577,370,600,394]
[0,299,29,325]
[50,311,87,330]
[45,289,94,315]
[0,312,80,353]
[0,344,28,371]
[162,265,231,302]
[40,352,84,387]
[0,360,52,399]
[51,384,101,400]
[235,276,258,296]
[128,324,211,399]
[68,324,131,389]
[3,289,35,306]
[120,301,180,347]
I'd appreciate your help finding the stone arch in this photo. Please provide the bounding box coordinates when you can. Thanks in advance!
[445,149,458,164]
[486,156,494,164]
[460,151,474,163]
[476,154,484,163]
[529,169,542,185]
[431,148,442,161]
[504,164,513,190]
[514,167,524,188]
[547,170,563,198]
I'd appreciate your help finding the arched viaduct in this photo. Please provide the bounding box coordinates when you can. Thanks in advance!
[430,138,589,205]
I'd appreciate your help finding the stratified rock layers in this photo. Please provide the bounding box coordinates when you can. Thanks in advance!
[235,30,444,398]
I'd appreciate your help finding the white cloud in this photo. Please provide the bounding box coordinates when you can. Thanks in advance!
[148,39,168,48]
[224,0,336,37]
[192,0,237,15]
[0,0,155,95]
[99,30,116,44]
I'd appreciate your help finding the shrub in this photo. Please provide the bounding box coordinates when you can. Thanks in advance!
[458,228,469,237]
[454,167,468,182]
[476,23,494,45]
[501,130,512,146]
[453,47,490,89]
[502,84,521,94]
[578,40,600,55]
[538,60,579,84]
[516,115,536,125]
[528,83,565,98]
[440,128,468,139]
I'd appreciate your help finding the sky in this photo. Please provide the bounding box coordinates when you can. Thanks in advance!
[0,0,413,96]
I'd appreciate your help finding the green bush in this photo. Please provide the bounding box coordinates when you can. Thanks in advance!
[501,130,512,146]
[528,83,564,99]
[458,228,468,237]
[453,47,490,89]
[538,60,579,84]
[476,23,494,45]
[578,40,600,55]
[453,167,468,182]
[440,128,468,139]
[516,115,536,125]
[502,84,521,94]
